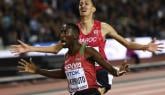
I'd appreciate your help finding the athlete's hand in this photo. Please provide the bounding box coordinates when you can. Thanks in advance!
[10,40,31,55]
[147,38,164,52]
[98,87,105,95]
[117,60,129,76]
[17,58,38,74]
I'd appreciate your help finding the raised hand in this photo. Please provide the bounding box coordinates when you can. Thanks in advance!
[147,38,164,52]
[17,58,38,74]
[117,60,129,76]
[10,40,31,55]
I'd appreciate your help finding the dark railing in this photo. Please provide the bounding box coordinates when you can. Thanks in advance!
[0,55,65,77]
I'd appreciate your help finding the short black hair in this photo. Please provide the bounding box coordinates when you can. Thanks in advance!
[67,23,80,35]
[61,23,80,36]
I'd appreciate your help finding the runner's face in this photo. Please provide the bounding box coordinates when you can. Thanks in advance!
[60,26,75,47]
[79,0,95,16]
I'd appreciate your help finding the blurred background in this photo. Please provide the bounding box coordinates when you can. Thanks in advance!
[0,0,165,95]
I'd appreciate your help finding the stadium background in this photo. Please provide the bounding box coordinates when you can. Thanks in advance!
[0,0,165,95]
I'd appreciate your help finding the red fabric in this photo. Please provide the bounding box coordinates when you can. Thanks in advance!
[77,20,107,70]
[64,52,98,93]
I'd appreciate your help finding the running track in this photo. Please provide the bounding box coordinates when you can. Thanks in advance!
[0,68,165,95]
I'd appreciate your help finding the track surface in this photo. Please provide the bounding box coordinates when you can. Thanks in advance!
[0,68,165,95]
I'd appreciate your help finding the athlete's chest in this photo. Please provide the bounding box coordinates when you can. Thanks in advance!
[64,55,82,70]
[64,55,89,92]
[79,29,101,44]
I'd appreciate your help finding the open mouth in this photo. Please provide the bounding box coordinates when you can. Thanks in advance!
[81,10,87,12]
[61,40,66,43]
[80,8,87,12]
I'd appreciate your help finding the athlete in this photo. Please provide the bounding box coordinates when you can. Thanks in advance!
[17,23,128,95]
[10,0,163,93]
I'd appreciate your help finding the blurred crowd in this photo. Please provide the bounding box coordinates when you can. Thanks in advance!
[0,0,164,47]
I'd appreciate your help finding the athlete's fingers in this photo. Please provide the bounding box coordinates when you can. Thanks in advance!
[9,49,16,52]
[17,40,26,46]
[17,66,25,70]
[9,49,17,53]
[157,45,164,49]
[119,63,129,74]
[20,59,29,64]
[10,45,21,49]
[18,61,26,66]
[118,71,127,76]
[10,47,21,54]
[156,49,163,52]
[17,66,26,72]
[29,57,33,63]
[155,43,164,49]
[18,70,27,73]
[123,62,128,67]
[19,59,30,66]
[124,64,129,72]
[120,61,128,70]
[156,43,164,46]
[10,45,18,48]
[10,49,20,54]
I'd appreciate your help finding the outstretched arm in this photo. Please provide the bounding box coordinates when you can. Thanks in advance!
[10,40,64,55]
[18,59,66,79]
[101,23,164,52]
[85,47,129,77]
[36,69,66,79]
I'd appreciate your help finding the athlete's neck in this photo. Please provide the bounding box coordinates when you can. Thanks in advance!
[80,17,94,34]
[68,42,81,56]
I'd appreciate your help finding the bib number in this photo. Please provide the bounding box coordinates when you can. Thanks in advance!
[65,68,88,93]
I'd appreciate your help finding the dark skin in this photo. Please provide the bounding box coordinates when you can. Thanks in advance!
[18,24,128,80]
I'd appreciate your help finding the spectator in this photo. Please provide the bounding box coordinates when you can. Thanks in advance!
[0,0,164,47]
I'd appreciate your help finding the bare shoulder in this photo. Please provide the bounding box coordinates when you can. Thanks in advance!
[101,22,116,30]
[101,22,118,37]
[101,22,110,28]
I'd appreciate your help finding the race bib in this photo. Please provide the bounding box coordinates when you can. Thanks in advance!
[65,68,88,93]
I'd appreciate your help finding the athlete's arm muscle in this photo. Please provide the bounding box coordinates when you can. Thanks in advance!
[101,22,148,50]
[30,43,63,53]
[36,68,66,79]
[84,47,127,76]
[10,40,64,54]
[18,59,66,79]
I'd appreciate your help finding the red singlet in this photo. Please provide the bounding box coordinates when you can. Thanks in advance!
[64,50,98,94]
[78,20,107,70]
